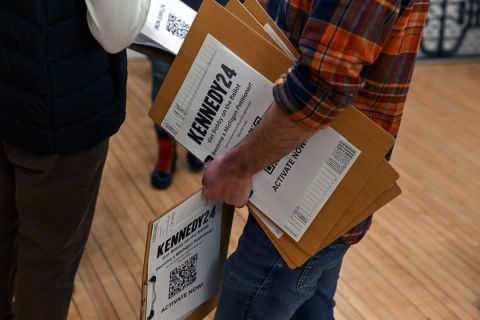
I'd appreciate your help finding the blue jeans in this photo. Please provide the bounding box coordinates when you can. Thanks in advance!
[215,215,350,320]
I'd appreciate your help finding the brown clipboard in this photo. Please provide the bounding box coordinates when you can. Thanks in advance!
[318,162,400,249]
[149,0,397,258]
[140,190,235,320]
[322,183,402,248]
[250,160,400,267]
[252,182,401,268]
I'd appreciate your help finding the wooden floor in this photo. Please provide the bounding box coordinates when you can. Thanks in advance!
[68,60,480,320]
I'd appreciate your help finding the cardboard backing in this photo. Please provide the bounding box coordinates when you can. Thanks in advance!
[250,160,400,267]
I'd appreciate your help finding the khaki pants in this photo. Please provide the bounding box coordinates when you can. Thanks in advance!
[0,140,109,320]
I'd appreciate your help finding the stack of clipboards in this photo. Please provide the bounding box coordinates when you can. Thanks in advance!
[148,0,401,269]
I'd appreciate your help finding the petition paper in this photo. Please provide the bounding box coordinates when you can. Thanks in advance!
[145,191,222,320]
[138,0,196,54]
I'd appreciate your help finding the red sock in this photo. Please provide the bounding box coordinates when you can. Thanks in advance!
[156,138,176,173]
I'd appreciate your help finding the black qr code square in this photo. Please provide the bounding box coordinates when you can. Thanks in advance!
[264,161,279,175]
[168,254,198,299]
[166,13,190,39]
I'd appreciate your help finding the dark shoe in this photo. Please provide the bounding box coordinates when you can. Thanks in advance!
[186,152,204,172]
[150,170,173,190]
[151,138,177,190]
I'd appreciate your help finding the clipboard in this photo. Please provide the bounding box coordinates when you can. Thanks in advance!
[322,183,401,247]
[140,191,235,320]
[148,0,399,267]
[250,160,400,267]
[252,182,401,268]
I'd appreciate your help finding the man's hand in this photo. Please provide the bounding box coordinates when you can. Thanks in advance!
[202,156,253,208]
[201,102,320,208]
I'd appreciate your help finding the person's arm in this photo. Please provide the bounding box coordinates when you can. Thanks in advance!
[86,0,151,53]
[202,101,320,207]
[202,0,401,207]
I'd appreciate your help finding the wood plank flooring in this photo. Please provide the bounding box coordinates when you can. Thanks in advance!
[68,60,480,320]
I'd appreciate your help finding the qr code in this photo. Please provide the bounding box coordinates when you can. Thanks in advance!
[166,13,190,39]
[168,254,198,299]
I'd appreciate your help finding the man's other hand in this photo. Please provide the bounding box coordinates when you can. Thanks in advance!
[202,156,252,208]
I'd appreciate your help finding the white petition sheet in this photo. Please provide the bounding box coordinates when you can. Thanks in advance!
[140,0,196,54]
[162,34,274,161]
[145,191,222,320]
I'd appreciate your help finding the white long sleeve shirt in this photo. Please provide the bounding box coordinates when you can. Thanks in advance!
[86,0,151,53]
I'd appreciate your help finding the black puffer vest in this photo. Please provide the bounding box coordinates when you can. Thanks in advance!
[0,0,127,154]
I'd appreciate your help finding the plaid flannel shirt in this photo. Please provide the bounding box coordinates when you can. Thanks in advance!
[273,0,429,244]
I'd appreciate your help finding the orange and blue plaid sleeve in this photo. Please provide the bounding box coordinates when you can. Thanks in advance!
[273,0,402,128]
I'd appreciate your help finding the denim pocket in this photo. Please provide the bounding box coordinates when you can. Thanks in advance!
[296,239,349,291]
